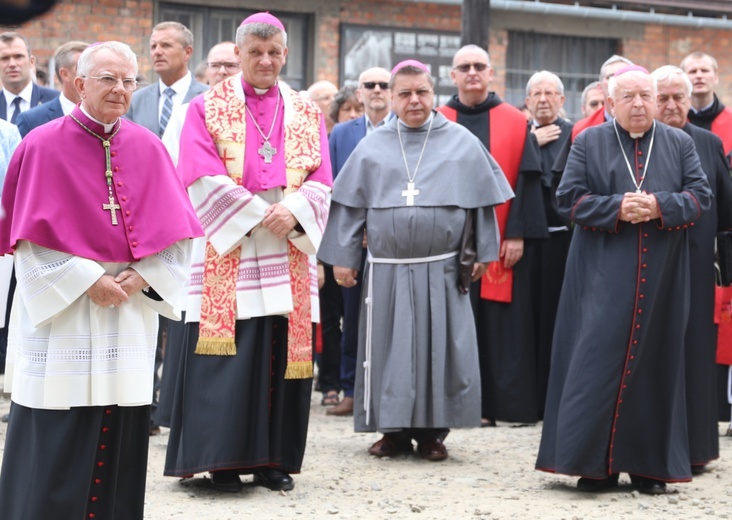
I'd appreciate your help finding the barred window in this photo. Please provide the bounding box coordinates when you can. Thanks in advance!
[505,31,618,122]
[156,3,310,90]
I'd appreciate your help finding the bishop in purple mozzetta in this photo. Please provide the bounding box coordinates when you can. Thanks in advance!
[0,41,202,520]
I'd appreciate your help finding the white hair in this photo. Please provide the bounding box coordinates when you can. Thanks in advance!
[77,41,138,78]
[525,70,564,96]
[599,55,634,81]
[608,70,655,98]
[650,65,693,96]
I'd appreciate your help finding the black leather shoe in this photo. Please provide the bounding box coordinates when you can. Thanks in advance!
[209,470,242,493]
[253,468,294,491]
[630,475,666,495]
[691,464,707,476]
[577,473,619,492]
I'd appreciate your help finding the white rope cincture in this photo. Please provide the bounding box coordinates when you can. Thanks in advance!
[363,250,458,425]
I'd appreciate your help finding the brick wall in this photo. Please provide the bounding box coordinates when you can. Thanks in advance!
[623,23,732,104]
[1,0,153,82]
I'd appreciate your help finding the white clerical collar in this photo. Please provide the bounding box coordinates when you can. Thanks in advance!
[79,105,117,133]
[532,118,559,128]
[613,118,647,139]
[58,93,77,116]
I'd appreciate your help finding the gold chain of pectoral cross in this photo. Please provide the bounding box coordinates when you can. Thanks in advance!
[69,114,122,225]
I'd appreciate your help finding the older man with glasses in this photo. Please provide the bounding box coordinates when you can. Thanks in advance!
[0,40,202,520]
[437,44,545,428]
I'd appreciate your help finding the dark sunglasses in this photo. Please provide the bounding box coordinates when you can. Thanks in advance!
[362,81,389,90]
[454,63,489,73]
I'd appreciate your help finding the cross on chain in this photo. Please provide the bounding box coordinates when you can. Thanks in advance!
[258,140,277,164]
[103,195,121,225]
[401,181,420,206]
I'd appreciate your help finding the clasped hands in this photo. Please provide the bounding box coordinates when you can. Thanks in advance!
[87,268,149,308]
[262,203,298,239]
[620,191,659,224]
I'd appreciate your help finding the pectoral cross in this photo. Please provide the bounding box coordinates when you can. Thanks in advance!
[103,195,121,225]
[258,140,277,164]
[401,182,420,206]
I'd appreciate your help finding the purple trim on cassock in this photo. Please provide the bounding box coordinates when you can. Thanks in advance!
[0,106,202,261]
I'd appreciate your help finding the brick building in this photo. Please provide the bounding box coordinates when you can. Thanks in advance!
[4,0,732,119]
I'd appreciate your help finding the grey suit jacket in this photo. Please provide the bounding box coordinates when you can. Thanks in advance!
[126,73,208,135]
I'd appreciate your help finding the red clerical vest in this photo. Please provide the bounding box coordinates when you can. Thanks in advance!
[437,102,526,302]
[571,106,606,142]
[710,107,732,158]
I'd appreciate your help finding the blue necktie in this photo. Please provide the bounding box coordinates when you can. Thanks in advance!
[9,97,22,124]
[159,87,175,136]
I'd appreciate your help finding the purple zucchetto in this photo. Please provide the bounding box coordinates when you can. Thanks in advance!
[240,12,285,32]
[613,64,650,77]
[391,59,430,77]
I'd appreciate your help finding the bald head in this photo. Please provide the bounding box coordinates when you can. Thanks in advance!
[357,67,391,123]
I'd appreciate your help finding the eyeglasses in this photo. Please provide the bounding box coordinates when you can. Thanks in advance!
[207,62,240,71]
[453,63,489,73]
[361,81,389,90]
[529,90,560,99]
[85,75,138,92]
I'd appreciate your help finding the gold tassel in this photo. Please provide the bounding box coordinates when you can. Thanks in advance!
[194,337,237,356]
[284,361,314,379]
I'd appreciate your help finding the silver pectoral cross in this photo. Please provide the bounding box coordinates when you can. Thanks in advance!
[401,181,420,206]
[258,140,277,164]
[103,195,121,225]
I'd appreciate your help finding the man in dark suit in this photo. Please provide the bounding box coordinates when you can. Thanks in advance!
[126,21,208,136]
[16,41,89,137]
[652,64,732,475]
[0,31,59,123]
[325,66,391,417]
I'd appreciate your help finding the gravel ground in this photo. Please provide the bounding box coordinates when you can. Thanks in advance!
[1,379,731,519]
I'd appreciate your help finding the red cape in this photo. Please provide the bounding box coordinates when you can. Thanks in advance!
[571,106,606,141]
[711,106,732,158]
[438,102,526,302]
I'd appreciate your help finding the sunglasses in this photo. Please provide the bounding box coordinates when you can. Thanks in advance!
[362,81,389,90]
[454,63,489,73]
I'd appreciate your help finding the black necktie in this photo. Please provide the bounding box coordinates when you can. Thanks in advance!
[9,97,22,124]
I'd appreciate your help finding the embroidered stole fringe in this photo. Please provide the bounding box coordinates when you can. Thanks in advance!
[195,79,319,379]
